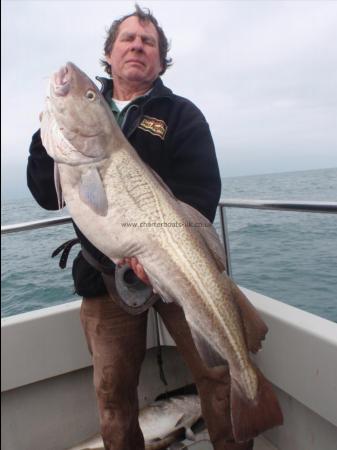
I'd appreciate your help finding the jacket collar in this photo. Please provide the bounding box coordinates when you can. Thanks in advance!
[95,76,173,104]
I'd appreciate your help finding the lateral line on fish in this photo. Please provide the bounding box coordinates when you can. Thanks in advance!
[126,183,149,193]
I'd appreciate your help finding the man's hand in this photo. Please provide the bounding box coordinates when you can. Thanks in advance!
[117,257,151,286]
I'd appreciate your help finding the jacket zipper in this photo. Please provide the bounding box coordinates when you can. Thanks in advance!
[121,104,140,135]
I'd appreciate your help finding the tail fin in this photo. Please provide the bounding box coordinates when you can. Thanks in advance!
[230,366,283,443]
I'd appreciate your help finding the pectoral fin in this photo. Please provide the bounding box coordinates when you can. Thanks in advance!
[79,168,108,216]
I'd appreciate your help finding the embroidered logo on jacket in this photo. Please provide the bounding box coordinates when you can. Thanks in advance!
[138,116,168,140]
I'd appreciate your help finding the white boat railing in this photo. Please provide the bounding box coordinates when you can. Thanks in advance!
[1,215,72,234]
[217,199,337,276]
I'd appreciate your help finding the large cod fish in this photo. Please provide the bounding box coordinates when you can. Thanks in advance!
[41,62,283,443]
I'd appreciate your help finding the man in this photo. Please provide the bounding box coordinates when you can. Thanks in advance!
[27,6,253,450]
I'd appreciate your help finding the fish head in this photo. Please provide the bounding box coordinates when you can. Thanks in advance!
[42,62,119,166]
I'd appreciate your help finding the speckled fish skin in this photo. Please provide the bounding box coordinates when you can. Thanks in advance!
[140,395,202,449]
[41,62,283,442]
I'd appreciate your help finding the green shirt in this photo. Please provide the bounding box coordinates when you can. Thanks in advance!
[108,90,152,128]
[109,99,130,127]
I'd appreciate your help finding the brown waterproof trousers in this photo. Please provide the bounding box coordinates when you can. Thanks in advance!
[80,295,253,450]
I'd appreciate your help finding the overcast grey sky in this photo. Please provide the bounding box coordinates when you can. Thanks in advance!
[2,0,337,200]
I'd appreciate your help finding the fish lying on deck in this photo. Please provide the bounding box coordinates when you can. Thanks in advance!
[140,394,202,449]
[41,62,283,442]
[67,394,202,450]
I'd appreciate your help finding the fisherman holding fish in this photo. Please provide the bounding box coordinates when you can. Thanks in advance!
[28,5,282,450]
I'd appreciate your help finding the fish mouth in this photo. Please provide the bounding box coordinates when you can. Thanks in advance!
[52,64,71,96]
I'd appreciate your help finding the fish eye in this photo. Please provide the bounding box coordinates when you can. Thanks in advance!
[85,90,96,101]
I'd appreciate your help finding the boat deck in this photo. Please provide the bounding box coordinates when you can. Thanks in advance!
[70,432,276,449]
[176,435,276,449]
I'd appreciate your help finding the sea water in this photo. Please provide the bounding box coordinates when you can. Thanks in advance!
[1,168,337,322]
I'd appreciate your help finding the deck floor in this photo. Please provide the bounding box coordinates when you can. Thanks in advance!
[171,435,277,449]
[69,433,277,449]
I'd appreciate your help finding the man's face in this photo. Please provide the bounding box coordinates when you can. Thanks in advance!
[106,16,163,85]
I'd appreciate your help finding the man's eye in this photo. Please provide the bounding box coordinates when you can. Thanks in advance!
[121,35,133,42]
[144,38,155,46]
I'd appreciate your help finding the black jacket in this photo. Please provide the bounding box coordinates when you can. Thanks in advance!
[27,77,221,297]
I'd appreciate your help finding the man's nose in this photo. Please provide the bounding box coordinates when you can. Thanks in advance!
[131,36,144,52]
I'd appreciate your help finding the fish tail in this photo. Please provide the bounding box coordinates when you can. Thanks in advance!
[230,365,283,443]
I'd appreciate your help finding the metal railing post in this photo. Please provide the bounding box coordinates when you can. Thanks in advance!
[219,205,232,277]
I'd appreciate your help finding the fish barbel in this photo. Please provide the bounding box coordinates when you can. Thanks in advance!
[41,62,283,442]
